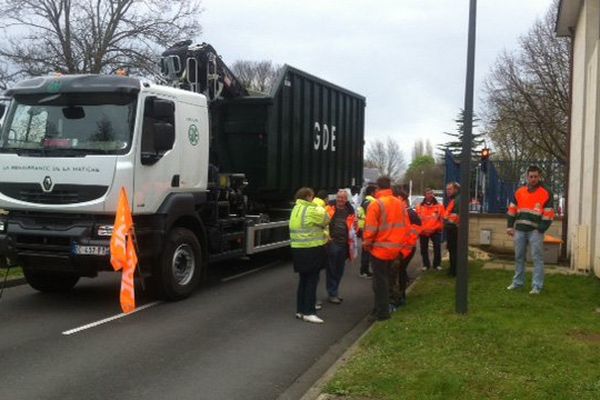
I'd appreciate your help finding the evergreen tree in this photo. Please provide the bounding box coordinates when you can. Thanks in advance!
[437,109,484,161]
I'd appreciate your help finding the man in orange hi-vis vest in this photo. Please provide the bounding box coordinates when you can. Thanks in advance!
[416,188,444,271]
[110,187,137,313]
[363,176,409,321]
[506,165,555,295]
[444,182,461,277]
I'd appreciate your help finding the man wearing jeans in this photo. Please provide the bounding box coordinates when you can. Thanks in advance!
[506,166,555,295]
[325,190,357,304]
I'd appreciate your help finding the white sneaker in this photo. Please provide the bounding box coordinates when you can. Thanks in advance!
[315,301,322,310]
[434,266,442,271]
[529,287,541,295]
[295,313,303,319]
[421,266,428,272]
[506,283,520,290]
[302,314,324,324]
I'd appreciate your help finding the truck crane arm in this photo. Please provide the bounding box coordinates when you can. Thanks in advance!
[160,40,248,102]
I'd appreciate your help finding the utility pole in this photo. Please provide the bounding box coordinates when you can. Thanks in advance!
[456,0,477,314]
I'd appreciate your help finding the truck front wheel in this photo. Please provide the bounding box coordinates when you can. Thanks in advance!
[154,228,202,300]
[23,268,80,292]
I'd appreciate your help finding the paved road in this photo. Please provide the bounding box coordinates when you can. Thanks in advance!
[0,252,426,400]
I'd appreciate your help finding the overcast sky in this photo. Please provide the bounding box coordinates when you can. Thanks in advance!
[198,0,553,158]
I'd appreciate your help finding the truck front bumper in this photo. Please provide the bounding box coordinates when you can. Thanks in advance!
[0,212,113,276]
[0,211,166,276]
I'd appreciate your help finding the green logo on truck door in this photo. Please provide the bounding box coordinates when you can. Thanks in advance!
[47,80,62,93]
[188,124,199,146]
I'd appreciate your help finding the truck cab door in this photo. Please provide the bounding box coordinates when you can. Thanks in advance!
[177,100,209,191]
[133,95,180,214]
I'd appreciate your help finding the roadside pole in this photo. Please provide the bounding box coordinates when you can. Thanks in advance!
[456,0,477,314]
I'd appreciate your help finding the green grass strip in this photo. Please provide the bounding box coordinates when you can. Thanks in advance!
[325,261,600,400]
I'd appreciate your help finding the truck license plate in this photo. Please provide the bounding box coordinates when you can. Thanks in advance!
[72,245,110,256]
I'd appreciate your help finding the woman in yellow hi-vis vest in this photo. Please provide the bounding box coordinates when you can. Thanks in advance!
[289,187,330,324]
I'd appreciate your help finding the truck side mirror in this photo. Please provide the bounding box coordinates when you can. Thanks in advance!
[186,57,198,84]
[0,103,5,120]
[153,122,175,152]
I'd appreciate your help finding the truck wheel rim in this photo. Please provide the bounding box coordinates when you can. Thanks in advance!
[172,244,195,286]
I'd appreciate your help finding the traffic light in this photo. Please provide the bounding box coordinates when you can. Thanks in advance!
[481,147,491,161]
[481,147,490,172]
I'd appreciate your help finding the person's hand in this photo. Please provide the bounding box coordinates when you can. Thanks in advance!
[506,228,514,237]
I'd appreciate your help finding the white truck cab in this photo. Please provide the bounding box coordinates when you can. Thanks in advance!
[0,75,219,299]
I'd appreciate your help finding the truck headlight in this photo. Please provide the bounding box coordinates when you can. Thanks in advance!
[0,220,5,233]
[97,225,114,237]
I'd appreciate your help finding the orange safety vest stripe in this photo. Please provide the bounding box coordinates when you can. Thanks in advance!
[363,190,409,260]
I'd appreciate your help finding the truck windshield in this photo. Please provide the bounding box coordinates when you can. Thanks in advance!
[0,92,137,156]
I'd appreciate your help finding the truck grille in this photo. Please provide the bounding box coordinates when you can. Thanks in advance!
[0,183,108,204]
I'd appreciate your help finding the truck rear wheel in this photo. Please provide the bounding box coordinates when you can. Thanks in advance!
[154,227,202,300]
[23,268,80,292]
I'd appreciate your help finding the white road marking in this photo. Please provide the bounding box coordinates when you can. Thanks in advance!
[62,301,161,336]
[220,261,282,282]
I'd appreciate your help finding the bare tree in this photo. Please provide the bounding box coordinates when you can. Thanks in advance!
[0,0,203,84]
[364,137,406,182]
[404,155,444,192]
[0,61,10,91]
[231,60,281,93]
[482,0,569,164]
[411,139,434,161]
[425,140,433,158]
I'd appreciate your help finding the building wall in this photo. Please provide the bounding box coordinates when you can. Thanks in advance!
[567,0,587,259]
[567,0,600,276]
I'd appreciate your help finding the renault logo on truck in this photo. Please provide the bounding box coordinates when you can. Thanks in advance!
[42,176,54,192]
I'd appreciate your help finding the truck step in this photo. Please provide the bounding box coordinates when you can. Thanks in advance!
[208,249,245,263]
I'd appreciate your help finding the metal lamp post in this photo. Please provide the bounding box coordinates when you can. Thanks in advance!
[456,0,477,314]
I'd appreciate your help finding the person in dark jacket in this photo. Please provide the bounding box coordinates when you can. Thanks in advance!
[324,190,358,304]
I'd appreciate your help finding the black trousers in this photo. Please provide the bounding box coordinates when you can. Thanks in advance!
[292,246,326,315]
[399,248,415,301]
[297,270,320,315]
[360,247,371,274]
[446,225,458,277]
[371,255,396,320]
[389,248,416,306]
[419,232,441,268]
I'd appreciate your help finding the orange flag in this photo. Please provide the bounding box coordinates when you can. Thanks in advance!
[110,187,137,313]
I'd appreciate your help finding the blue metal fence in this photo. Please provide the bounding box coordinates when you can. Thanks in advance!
[443,150,565,214]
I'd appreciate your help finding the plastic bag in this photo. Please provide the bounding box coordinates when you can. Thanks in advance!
[348,226,358,261]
